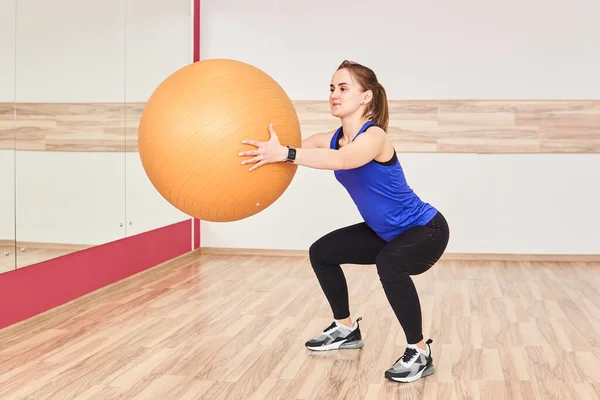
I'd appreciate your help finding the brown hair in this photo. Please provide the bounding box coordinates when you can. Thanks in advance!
[337,60,389,131]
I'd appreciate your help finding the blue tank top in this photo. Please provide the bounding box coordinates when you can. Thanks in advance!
[330,121,438,241]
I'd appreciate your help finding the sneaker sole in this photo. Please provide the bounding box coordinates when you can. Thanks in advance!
[385,364,435,383]
[305,339,364,351]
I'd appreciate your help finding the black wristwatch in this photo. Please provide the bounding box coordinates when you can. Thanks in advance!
[285,146,297,163]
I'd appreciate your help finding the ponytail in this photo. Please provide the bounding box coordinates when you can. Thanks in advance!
[371,83,389,131]
[364,82,389,131]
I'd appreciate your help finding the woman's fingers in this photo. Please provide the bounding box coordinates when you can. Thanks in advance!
[242,139,261,146]
[239,149,258,157]
[241,155,261,165]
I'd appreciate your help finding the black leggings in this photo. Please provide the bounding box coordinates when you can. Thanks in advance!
[309,211,449,344]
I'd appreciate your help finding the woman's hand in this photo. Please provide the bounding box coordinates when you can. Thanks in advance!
[239,123,288,171]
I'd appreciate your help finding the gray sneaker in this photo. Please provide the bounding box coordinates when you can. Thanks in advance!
[305,317,364,351]
[384,338,435,382]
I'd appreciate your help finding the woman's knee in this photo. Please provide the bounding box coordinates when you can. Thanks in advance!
[309,237,328,268]
[308,240,320,263]
[308,228,345,268]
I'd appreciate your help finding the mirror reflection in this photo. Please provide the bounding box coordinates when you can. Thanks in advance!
[0,0,193,273]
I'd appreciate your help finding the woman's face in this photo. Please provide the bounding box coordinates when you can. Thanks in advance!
[329,68,368,119]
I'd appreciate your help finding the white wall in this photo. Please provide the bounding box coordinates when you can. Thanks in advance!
[0,0,194,246]
[199,0,600,255]
[200,0,600,100]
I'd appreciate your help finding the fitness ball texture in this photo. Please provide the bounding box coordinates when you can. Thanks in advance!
[138,59,302,222]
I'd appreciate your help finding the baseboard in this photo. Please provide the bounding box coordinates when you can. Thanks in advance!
[198,247,600,262]
[440,253,600,262]
[200,247,309,257]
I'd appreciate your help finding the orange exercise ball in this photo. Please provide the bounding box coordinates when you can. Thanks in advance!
[138,58,302,222]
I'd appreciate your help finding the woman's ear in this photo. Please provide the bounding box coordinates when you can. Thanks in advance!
[362,89,373,105]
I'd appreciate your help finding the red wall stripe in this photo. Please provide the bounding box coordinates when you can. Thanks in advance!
[194,0,200,62]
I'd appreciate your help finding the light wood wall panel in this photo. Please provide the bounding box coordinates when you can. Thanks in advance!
[0,100,598,153]
[0,103,15,150]
[0,103,142,152]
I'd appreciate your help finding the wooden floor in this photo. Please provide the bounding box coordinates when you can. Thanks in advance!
[1,252,599,399]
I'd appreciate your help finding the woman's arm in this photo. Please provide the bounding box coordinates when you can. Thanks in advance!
[300,129,336,149]
[239,123,386,172]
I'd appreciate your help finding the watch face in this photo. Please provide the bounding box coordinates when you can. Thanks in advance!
[289,148,297,159]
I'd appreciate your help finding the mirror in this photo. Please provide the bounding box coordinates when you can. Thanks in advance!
[0,0,16,275]
[14,0,127,268]
[11,0,194,270]
[124,0,193,237]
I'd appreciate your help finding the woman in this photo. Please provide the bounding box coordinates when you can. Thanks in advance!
[239,60,450,383]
